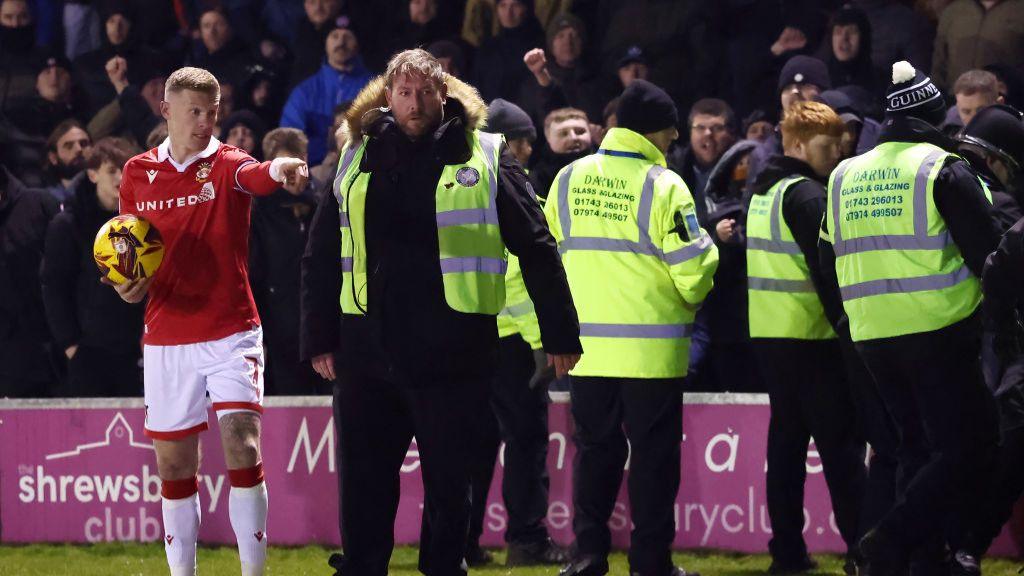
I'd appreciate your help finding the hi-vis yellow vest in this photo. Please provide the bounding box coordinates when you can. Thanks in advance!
[824,141,981,341]
[543,127,719,378]
[747,176,836,340]
[496,253,542,348]
[333,130,507,315]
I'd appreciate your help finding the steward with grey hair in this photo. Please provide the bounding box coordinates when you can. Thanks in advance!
[300,48,582,576]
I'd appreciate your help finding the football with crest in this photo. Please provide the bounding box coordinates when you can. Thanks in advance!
[93,214,165,284]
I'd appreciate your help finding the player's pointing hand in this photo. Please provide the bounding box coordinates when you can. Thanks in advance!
[272,157,309,191]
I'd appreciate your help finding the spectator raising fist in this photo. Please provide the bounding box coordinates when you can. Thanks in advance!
[105,56,129,94]
[523,47,551,86]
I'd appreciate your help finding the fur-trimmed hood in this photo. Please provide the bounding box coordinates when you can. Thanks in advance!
[340,73,489,144]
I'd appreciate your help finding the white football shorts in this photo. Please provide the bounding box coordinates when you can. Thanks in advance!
[143,327,265,440]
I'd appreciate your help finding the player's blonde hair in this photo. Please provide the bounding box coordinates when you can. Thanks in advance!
[164,67,220,102]
[384,49,445,91]
[780,101,845,149]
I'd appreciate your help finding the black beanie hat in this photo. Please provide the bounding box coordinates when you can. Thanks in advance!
[778,55,831,93]
[885,61,946,126]
[488,98,537,142]
[616,79,679,135]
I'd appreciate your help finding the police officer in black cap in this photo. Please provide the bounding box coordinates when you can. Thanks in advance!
[958,105,1024,231]
[955,105,1024,575]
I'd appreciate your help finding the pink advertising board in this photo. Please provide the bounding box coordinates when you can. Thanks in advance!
[2,395,1022,556]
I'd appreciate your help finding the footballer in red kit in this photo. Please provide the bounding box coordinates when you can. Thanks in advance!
[120,138,276,346]
[106,66,307,576]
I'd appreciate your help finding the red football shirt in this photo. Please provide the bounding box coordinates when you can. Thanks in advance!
[119,137,280,345]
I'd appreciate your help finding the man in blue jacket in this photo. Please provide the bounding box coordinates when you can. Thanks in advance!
[281,16,371,165]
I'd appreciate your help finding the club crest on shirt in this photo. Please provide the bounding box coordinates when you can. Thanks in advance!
[196,162,212,182]
[455,167,480,187]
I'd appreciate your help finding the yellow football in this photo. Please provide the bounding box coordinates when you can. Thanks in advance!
[93,214,165,284]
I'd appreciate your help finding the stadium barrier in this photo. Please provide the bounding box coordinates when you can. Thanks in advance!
[2,394,1022,555]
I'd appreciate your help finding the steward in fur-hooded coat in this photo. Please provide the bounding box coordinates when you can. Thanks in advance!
[299,73,581,384]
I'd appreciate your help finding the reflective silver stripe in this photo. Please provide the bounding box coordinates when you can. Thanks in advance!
[748,277,816,293]
[332,144,360,205]
[341,257,353,272]
[769,177,801,241]
[501,300,535,317]
[436,208,499,227]
[478,132,499,180]
[440,257,507,274]
[558,236,660,256]
[478,132,500,218]
[834,232,951,254]
[580,323,693,338]
[833,149,950,257]
[557,164,575,237]
[335,144,361,230]
[636,165,665,246]
[746,237,802,254]
[913,151,945,235]
[840,265,973,301]
[829,159,851,244]
[663,233,713,265]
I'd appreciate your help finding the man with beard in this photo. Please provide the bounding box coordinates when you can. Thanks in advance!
[301,48,581,576]
[281,16,371,166]
[529,107,593,202]
[42,120,93,203]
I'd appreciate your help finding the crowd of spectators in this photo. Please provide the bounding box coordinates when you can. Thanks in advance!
[1,0,1022,397]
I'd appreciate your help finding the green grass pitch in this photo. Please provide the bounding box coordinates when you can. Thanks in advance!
[0,545,1021,576]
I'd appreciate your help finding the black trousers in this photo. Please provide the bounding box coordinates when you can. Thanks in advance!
[332,370,490,576]
[838,337,903,541]
[66,345,141,397]
[754,339,866,562]
[964,355,1024,556]
[855,313,999,556]
[467,336,552,547]
[569,375,683,576]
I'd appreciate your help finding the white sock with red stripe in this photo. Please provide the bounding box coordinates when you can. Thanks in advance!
[161,477,201,576]
[228,463,268,576]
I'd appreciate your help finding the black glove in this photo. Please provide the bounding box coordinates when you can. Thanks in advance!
[528,348,555,389]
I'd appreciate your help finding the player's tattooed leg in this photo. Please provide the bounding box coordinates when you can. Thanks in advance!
[219,411,262,469]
